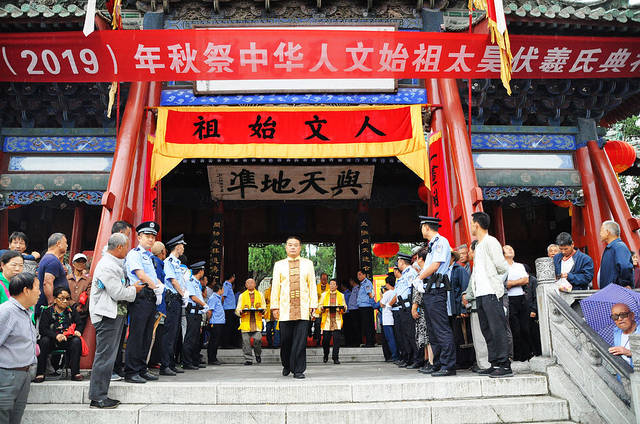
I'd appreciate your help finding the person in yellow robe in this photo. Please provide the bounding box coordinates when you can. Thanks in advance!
[271,235,317,379]
[311,272,329,346]
[235,278,264,365]
[316,278,347,364]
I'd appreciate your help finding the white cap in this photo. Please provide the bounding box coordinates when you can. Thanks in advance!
[72,253,88,262]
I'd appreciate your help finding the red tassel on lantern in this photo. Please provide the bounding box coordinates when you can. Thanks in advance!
[604,140,637,174]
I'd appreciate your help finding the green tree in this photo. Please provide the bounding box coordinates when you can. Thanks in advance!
[248,244,286,283]
[609,115,640,217]
[313,245,335,277]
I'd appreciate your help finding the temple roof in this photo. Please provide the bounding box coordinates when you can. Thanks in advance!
[0,1,87,19]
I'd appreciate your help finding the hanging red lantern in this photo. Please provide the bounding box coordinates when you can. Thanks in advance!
[372,242,400,264]
[417,184,430,203]
[604,140,637,174]
[552,200,572,208]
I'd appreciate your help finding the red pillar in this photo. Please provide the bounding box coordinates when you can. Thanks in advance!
[436,78,484,247]
[0,209,7,248]
[69,206,84,259]
[587,140,640,256]
[575,145,605,278]
[81,81,150,369]
[493,203,506,246]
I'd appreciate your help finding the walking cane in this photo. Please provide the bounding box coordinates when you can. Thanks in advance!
[147,311,166,364]
[460,316,474,348]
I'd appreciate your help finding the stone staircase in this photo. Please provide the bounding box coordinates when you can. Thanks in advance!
[24,357,575,424]
[216,346,384,364]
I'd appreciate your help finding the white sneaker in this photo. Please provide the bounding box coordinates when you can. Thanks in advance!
[110,373,123,381]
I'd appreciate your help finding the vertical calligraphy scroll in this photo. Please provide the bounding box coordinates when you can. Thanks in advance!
[428,132,454,243]
[358,202,372,280]
[209,203,223,286]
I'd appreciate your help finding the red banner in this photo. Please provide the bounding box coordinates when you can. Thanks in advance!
[1,29,639,82]
[428,132,453,244]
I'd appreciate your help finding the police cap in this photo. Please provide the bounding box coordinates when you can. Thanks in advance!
[397,253,412,263]
[166,234,187,249]
[136,221,159,236]
[419,215,442,229]
[189,261,206,271]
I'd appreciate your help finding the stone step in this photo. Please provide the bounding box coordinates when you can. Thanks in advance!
[212,346,385,363]
[28,365,549,405]
[23,396,570,424]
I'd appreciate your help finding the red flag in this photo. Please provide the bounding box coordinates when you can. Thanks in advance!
[428,132,453,243]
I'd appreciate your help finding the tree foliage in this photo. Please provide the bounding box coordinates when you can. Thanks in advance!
[248,244,286,283]
[609,115,640,217]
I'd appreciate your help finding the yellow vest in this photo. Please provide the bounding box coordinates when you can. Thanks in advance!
[317,283,328,300]
[235,290,264,332]
[318,290,346,331]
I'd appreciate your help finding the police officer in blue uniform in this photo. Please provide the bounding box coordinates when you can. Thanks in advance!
[395,252,419,368]
[124,221,163,384]
[416,216,456,376]
[183,261,208,370]
[160,234,187,376]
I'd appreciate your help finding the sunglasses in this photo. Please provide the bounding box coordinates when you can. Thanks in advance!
[56,296,71,302]
[611,312,631,321]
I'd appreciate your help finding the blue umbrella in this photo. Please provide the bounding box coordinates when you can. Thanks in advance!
[580,284,640,345]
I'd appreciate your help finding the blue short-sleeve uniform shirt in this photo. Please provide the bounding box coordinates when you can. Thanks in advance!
[207,293,225,324]
[126,246,158,285]
[426,234,452,287]
[163,255,185,294]
[357,278,374,307]
[222,280,236,310]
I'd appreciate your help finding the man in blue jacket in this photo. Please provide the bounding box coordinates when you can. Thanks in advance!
[553,232,594,290]
[599,221,634,289]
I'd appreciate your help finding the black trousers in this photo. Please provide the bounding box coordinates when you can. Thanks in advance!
[207,324,224,362]
[358,307,375,346]
[37,336,82,376]
[161,296,182,369]
[124,295,156,377]
[280,320,308,374]
[396,308,417,363]
[322,330,343,360]
[508,295,533,362]
[113,316,127,375]
[391,310,404,359]
[423,289,456,371]
[223,310,239,347]
[183,311,202,367]
[477,294,510,368]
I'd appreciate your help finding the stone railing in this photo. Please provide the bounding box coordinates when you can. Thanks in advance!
[535,256,639,424]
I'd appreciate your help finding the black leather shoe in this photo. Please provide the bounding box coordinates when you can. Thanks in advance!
[431,369,456,377]
[470,365,482,373]
[208,360,221,365]
[282,368,291,376]
[418,364,435,374]
[159,368,176,376]
[125,375,146,384]
[293,373,305,379]
[182,364,199,370]
[478,366,496,375]
[170,366,184,373]
[244,361,252,365]
[397,361,408,368]
[333,359,340,365]
[323,356,328,363]
[140,372,159,381]
[256,356,261,364]
[90,398,120,409]
[198,363,207,368]
[406,362,421,369]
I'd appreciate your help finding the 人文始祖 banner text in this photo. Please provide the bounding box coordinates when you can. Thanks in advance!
[150,105,428,188]
[0,29,639,82]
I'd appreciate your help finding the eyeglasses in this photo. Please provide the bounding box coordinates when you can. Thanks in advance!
[56,296,71,302]
[611,312,631,321]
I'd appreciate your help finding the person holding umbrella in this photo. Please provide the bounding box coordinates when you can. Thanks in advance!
[609,303,640,367]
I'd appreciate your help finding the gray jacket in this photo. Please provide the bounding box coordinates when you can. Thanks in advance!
[468,235,509,300]
[89,252,136,324]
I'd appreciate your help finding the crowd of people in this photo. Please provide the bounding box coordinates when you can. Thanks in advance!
[0,215,639,420]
